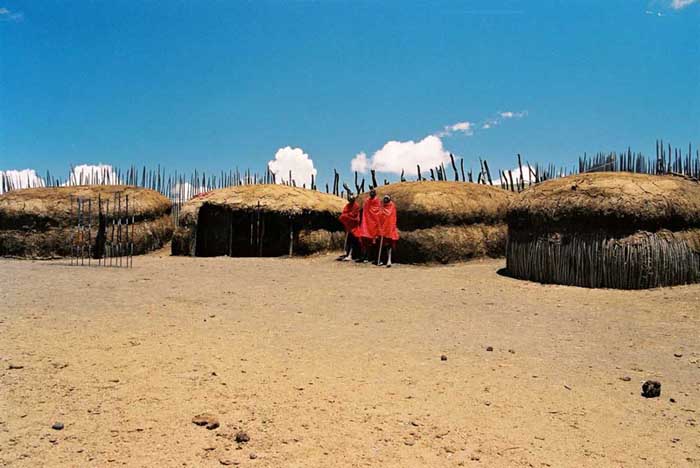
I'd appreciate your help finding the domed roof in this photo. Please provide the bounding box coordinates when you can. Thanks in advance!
[358,181,513,229]
[508,172,700,228]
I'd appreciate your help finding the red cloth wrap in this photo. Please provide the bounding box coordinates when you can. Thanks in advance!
[359,196,382,240]
[378,201,399,241]
[339,201,361,237]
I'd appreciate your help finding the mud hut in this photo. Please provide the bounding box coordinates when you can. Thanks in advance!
[506,172,700,289]
[0,186,173,259]
[357,181,513,263]
[171,184,346,257]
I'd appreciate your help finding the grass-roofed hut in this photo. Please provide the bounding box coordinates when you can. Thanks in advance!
[0,185,173,259]
[506,172,700,289]
[357,181,513,263]
[171,184,346,257]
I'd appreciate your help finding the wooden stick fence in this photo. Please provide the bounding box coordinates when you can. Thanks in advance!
[3,139,697,217]
[69,191,134,268]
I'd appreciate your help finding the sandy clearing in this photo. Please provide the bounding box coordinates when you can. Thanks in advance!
[1,253,699,467]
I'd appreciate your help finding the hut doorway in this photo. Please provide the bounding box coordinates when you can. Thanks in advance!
[194,203,292,257]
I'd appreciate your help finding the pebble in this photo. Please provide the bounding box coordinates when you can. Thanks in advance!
[235,431,250,443]
[192,413,220,430]
[219,459,239,466]
[52,422,64,431]
[486,346,493,352]
[674,353,683,358]
[249,453,258,460]
[641,380,661,398]
[8,364,24,370]
[440,355,447,361]
[620,376,632,382]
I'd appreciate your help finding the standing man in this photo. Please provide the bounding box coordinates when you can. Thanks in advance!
[377,195,399,267]
[338,193,361,261]
[359,188,381,262]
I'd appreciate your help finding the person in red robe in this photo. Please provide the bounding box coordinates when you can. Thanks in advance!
[359,188,381,262]
[377,195,399,267]
[338,194,361,261]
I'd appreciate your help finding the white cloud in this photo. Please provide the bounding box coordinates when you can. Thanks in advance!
[351,151,369,173]
[0,169,45,194]
[67,164,120,186]
[268,146,317,187]
[671,0,697,9]
[436,121,474,137]
[170,181,206,201]
[499,111,528,119]
[0,7,23,21]
[494,165,537,186]
[352,135,451,175]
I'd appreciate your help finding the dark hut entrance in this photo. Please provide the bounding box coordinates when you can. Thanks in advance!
[194,203,292,257]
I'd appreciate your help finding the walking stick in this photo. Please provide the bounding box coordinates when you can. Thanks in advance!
[376,236,384,265]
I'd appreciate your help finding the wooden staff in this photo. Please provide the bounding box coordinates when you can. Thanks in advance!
[70,195,74,266]
[130,202,135,268]
[376,236,384,265]
[87,198,92,266]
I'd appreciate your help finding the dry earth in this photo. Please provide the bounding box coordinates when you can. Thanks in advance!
[1,251,699,467]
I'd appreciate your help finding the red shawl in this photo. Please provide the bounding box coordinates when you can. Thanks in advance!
[339,201,361,237]
[359,196,382,239]
[378,201,399,240]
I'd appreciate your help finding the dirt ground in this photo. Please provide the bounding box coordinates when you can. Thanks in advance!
[1,251,699,467]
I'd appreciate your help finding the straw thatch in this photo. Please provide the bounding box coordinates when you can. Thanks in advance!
[171,184,346,257]
[357,181,513,263]
[0,185,173,259]
[506,172,700,289]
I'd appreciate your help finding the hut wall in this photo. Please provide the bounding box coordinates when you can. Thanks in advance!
[388,224,507,264]
[179,202,344,257]
[0,214,173,259]
[506,227,700,289]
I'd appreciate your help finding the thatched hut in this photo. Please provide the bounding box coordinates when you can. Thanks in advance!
[357,181,513,263]
[171,184,346,257]
[506,172,700,289]
[0,185,173,259]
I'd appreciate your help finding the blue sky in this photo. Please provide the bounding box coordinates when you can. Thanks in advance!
[1,0,699,185]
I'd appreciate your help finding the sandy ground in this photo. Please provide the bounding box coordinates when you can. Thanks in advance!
[1,251,699,467]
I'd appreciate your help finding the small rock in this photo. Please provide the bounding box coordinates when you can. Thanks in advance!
[440,355,447,361]
[508,349,515,354]
[670,398,676,403]
[410,420,420,427]
[192,413,220,430]
[8,364,24,370]
[52,422,64,431]
[641,380,661,398]
[219,459,239,466]
[235,431,250,443]
[486,346,493,352]
[674,353,683,358]
[403,438,415,446]
[620,376,631,382]
[249,453,257,460]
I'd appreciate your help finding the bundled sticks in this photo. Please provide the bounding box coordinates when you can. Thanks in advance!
[69,191,133,268]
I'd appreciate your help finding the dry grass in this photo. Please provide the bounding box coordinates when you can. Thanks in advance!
[178,184,345,226]
[508,172,700,228]
[358,181,512,229]
[0,186,171,228]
